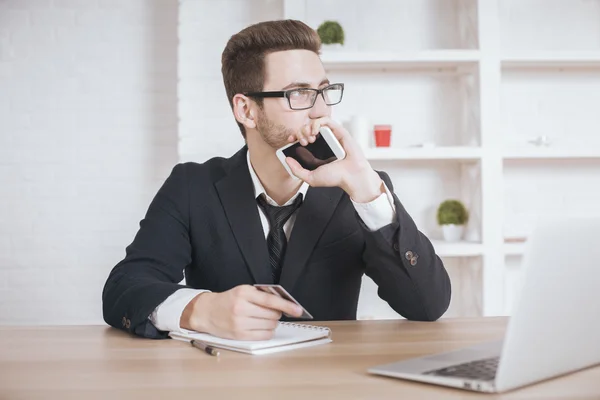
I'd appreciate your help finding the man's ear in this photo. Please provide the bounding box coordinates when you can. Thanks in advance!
[232,94,257,130]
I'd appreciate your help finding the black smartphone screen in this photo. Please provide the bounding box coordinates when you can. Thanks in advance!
[282,133,338,171]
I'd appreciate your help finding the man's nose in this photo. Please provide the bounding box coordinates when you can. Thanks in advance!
[309,93,330,119]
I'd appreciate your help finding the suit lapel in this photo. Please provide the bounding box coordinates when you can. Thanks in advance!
[215,148,272,284]
[279,186,343,291]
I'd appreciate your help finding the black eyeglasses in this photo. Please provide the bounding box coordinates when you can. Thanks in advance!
[244,83,344,110]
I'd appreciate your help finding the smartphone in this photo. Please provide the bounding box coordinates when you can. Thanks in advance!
[276,126,346,179]
[254,284,314,320]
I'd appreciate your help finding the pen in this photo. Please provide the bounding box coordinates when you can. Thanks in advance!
[191,339,220,357]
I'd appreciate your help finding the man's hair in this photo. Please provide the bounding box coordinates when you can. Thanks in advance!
[221,19,322,138]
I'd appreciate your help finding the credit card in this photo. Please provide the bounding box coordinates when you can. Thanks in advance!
[254,284,314,320]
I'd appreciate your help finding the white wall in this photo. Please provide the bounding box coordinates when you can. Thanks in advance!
[178,0,283,163]
[0,0,179,324]
[2,0,600,324]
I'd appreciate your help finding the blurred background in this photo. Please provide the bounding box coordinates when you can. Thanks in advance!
[2,0,600,325]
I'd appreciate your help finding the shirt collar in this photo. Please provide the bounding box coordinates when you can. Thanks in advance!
[246,150,309,206]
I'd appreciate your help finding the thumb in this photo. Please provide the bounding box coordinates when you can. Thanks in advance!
[286,157,313,184]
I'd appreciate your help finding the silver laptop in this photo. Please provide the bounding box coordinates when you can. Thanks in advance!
[368,216,600,393]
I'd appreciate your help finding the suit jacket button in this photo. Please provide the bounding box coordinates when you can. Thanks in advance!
[410,256,418,266]
[122,316,127,327]
[405,250,413,260]
[125,319,131,329]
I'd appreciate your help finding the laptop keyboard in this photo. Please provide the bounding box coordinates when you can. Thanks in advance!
[424,356,499,381]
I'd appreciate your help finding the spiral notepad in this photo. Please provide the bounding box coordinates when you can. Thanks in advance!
[169,322,332,355]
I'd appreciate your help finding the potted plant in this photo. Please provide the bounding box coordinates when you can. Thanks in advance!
[437,199,469,242]
[317,20,345,50]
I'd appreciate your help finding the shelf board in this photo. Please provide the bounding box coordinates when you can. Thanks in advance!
[503,148,600,160]
[502,51,600,68]
[431,240,484,257]
[364,146,482,161]
[320,50,480,69]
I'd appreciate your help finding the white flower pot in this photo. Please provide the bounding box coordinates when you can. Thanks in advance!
[442,224,464,242]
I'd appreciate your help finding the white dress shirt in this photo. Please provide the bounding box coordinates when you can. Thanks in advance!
[148,152,397,333]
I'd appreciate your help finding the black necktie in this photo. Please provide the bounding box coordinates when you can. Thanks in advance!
[256,194,303,283]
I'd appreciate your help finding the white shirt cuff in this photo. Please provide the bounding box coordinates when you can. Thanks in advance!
[351,182,397,231]
[148,288,209,333]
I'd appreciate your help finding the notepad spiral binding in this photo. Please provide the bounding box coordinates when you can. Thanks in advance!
[280,322,331,332]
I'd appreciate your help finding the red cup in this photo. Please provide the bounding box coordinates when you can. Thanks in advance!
[374,124,392,147]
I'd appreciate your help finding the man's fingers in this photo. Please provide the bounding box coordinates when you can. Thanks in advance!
[295,123,321,146]
[294,118,350,148]
[312,117,345,140]
[246,303,283,321]
[248,289,303,318]
[243,316,280,331]
[286,157,313,185]
[294,125,310,145]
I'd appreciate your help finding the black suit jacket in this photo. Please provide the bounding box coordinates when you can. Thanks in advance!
[102,146,451,338]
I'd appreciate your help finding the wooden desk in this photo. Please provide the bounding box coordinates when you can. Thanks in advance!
[1,318,599,399]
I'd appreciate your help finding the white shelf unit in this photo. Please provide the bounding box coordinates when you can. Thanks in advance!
[320,50,480,69]
[502,51,600,68]
[283,0,600,319]
[503,148,600,160]
[364,147,482,161]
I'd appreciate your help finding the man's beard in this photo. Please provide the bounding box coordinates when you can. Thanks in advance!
[256,109,296,149]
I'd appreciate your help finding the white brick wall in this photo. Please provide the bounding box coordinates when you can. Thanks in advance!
[2,0,599,324]
[0,0,179,324]
[178,0,283,163]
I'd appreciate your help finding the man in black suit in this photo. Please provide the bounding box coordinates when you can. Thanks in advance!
[102,20,451,340]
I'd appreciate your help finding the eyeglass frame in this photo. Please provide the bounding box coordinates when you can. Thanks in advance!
[243,83,344,110]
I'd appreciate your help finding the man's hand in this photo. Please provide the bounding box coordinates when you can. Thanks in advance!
[180,285,303,341]
[285,117,384,203]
